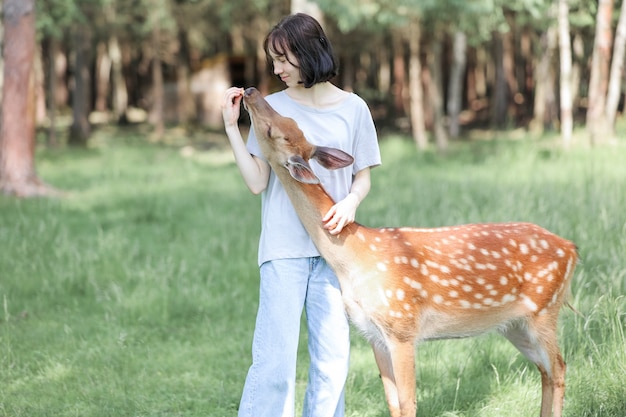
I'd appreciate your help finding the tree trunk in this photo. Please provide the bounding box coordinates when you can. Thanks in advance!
[408,18,427,150]
[530,26,557,133]
[447,30,467,138]
[586,0,614,143]
[426,28,448,152]
[149,25,165,139]
[392,30,407,118]
[605,0,626,131]
[0,0,55,197]
[109,35,128,122]
[558,0,574,146]
[68,24,92,146]
[491,30,509,128]
[95,41,111,113]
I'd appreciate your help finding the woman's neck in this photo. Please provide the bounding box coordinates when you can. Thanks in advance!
[285,82,349,109]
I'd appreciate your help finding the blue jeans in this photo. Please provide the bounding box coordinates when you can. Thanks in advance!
[238,257,350,417]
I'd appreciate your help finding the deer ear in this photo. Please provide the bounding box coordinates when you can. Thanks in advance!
[311,146,354,170]
[286,156,320,184]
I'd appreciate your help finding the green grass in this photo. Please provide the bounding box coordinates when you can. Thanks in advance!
[1,127,625,416]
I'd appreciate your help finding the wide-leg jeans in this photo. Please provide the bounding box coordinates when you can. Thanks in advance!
[238,257,350,417]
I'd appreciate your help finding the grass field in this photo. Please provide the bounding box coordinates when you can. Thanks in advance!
[1,126,625,417]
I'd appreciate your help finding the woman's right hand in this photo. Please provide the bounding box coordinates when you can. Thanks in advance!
[222,87,245,128]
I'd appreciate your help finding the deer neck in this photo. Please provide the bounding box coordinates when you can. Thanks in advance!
[273,166,360,274]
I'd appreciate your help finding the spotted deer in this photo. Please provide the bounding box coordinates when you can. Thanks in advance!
[242,87,578,417]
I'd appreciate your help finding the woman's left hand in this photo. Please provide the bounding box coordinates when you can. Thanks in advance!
[322,193,359,235]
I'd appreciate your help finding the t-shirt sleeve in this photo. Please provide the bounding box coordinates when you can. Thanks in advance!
[351,97,382,174]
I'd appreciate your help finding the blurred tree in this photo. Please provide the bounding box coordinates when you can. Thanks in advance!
[586,0,614,144]
[0,0,55,196]
[605,0,626,133]
[558,0,574,146]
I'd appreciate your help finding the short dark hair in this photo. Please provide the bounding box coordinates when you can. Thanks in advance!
[264,13,338,88]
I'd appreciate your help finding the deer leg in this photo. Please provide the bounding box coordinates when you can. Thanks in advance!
[372,344,401,417]
[388,340,417,417]
[499,317,566,417]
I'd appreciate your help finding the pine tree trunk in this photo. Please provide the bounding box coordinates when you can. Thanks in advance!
[530,27,557,133]
[491,30,509,128]
[558,0,574,146]
[605,0,626,131]
[586,0,614,143]
[408,18,427,150]
[427,29,448,152]
[447,30,467,138]
[0,0,55,196]
[68,24,92,146]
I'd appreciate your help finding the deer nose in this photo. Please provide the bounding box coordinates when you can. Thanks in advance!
[244,87,258,97]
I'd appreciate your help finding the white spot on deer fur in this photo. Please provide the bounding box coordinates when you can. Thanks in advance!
[473,303,483,309]
[476,263,487,270]
[521,294,538,312]
[509,239,518,247]
[370,244,378,251]
[480,248,490,256]
[500,276,508,286]
[556,248,565,257]
[502,294,517,304]
[524,272,533,281]
[449,290,459,298]
[396,289,405,301]
[476,278,486,285]
[404,277,422,290]
[489,290,499,296]
[375,237,382,243]
[460,300,471,308]
[420,264,429,276]
[377,262,387,272]
[462,285,473,292]
[531,255,538,262]
[356,232,366,241]
[491,251,502,259]
[430,275,440,283]
[389,310,403,318]
[520,244,529,254]
[420,289,428,298]
[483,298,494,305]
[474,293,484,299]
[425,260,439,269]
[540,239,549,249]
[410,258,419,268]
[468,243,477,250]
[536,286,544,294]
[433,294,444,304]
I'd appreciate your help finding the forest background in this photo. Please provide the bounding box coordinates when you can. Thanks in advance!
[0,0,625,416]
[1,0,626,195]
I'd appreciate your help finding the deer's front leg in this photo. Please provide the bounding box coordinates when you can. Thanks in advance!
[389,340,417,417]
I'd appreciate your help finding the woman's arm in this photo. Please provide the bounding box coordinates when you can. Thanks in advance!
[322,167,372,235]
[222,87,270,194]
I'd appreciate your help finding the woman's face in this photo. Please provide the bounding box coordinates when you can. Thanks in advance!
[269,48,301,88]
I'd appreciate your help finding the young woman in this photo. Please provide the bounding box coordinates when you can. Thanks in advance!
[221,13,381,417]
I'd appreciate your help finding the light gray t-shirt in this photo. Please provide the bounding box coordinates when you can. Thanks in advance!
[247,90,382,266]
